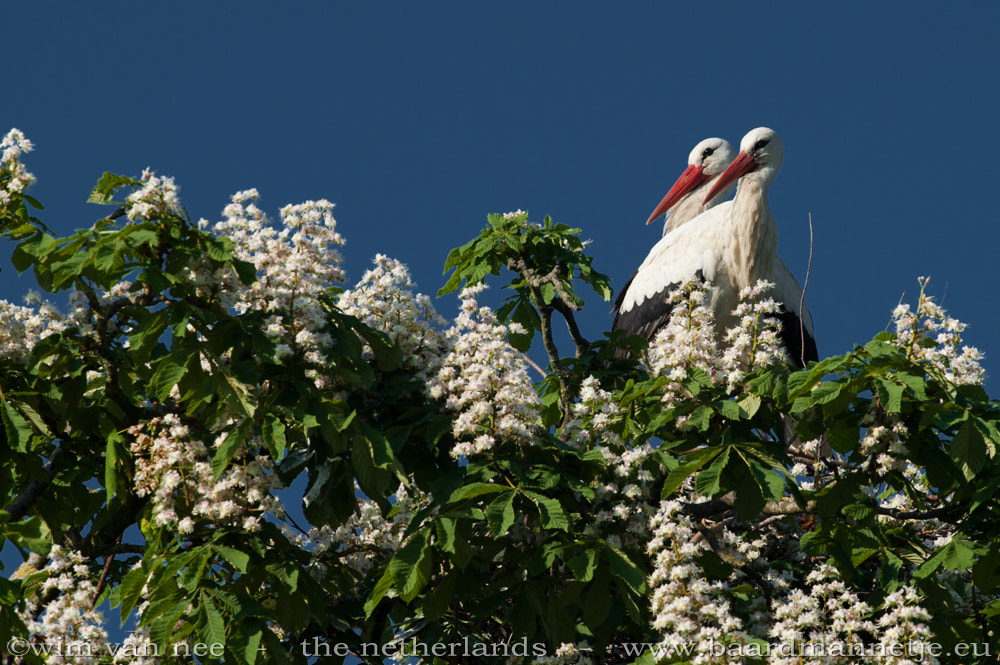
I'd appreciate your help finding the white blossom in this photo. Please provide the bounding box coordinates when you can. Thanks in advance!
[129,414,283,532]
[893,277,985,385]
[427,285,541,459]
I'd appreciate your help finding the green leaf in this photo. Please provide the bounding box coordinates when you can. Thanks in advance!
[876,378,906,413]
[213,545,250,573]
[827,418,860,454]
[808,381,844,406]
[1,401,32,452]
[201,593,226,651]
[149,598,192,654]
[220,370,256,418]
[522,490,570,531]
[23,194,45,210]
[604,544,646,594]
[364,568,394,617]
[88,172,141,204]
[105,432,123,499]
[582,564,611,628]
[389,530,432,602]
[738,394,762,419]
[149,353,191,401]
[422,571,457,621]
[212,420,251,480]
[447,482,509,504]
[234,623,262,665]
[695,447,730,497]
[435,517,457,553]
[176,548,212,592]
[566,548,599,583]
[718,399,742,420]
[660,447,722,499]
[262,416,287,461]
[687,404,713,431]
[127,309,169,361]
[485,491,516,536]
[914,537,978,580]
[265,560,300,592]
[113,562,151,622]
[748,457,785,503]
[951,419,987,480]
[5,516,52,554]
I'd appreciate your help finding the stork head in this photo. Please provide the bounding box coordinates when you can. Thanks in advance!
[645,137,737,225]
[702,127,784,204]
[688,137,737,177]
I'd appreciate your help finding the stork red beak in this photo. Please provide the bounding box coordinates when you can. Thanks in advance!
[702,150,759,205]
[645,165,710,225]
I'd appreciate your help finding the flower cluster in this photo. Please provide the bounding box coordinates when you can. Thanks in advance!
[646,278,719,400]
[18,547,109,665]
[647,500,751,662]
[875,586,939,665]
[562,376,622,451]
[129,414,283,533]
[647,279,787,399]
[560,377,656,548]
[214,190,345,387]
[768,563,876,664]
[339,254,447,382]
[893,277,985,385]
[126,168,183,221]
[427,285,541,459]
[0,127,36,205]
[859,407,910,475]
[288,483,427,578]
[720,281,788,391]
[0,292,64,364]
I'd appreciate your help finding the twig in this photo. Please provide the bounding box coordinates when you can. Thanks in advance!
[512,346,547,380]
[92,533,122,605]
[799,213,814,368]
[885,291,907,333]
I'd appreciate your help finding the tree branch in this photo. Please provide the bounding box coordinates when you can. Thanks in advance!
[7,444,65,522]
[684,493,817,519]
[550,299,589,359]
[506,257,576,422]
[876,502,965,522]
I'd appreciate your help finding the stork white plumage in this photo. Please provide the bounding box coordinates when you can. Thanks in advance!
[613,127,817,367]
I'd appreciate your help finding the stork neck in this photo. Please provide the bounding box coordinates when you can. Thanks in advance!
[663,190,708,235]
[663,179,736,236]
[727,178,779,288]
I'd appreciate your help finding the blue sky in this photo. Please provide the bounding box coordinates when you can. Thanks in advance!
[6,3,1000,374]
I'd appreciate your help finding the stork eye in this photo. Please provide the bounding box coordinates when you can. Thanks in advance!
[702,147,715,159]
[752,139,770,152]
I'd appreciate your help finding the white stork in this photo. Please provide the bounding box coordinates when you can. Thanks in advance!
[646,137,738,235]
[613,127,817,367]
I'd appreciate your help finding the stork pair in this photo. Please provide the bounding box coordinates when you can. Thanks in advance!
[613,127,817,368]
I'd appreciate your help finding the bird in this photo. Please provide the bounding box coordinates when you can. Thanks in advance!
[646,137,738,235]
[611,137,738,349]
[613,127,817,367]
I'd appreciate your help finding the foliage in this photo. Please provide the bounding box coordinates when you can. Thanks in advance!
[1,130,998,664]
